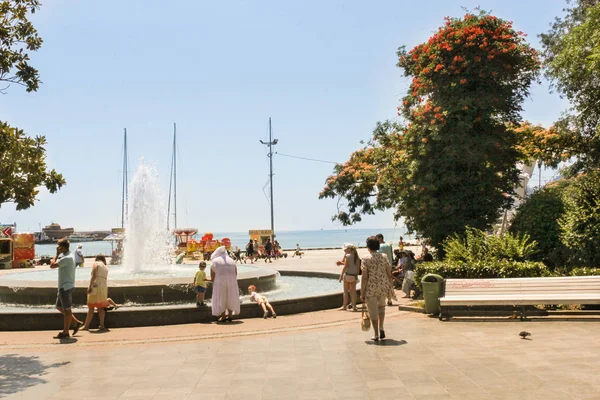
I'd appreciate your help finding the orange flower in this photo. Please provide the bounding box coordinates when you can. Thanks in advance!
[422,138,428,143]
[460,78,467,84]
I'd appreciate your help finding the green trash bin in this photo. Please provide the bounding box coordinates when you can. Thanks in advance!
[421,273,444,315]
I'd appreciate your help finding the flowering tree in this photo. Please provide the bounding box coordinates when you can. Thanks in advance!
[320,12,541,251]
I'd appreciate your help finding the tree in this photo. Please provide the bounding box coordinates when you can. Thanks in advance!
[540,0,600,175]
[0,1,65,209]
[559,171,600,267]
[509,181,572,268]
[0,122,65,210]
[0,0,42,93]
[320,12,541,251]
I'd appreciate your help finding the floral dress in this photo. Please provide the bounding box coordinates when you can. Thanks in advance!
[361,252,397,301]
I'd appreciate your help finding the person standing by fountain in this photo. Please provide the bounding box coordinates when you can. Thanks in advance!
[194,261,210,307]
[245,239,254,264]
[210,246,240,322]
[50,238,84,339]
[75,244,85,268]
[82,255,111,331]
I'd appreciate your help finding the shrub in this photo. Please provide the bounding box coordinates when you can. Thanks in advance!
[559,171,600,267]
[509,181,571,268]
[570,267,600,276]
[443,227,538,263]
[415,260,550,288]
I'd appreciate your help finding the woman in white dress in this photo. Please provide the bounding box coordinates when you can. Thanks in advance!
[210,246,241,322]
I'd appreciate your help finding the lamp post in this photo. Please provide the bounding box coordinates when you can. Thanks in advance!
[260,118,278,240]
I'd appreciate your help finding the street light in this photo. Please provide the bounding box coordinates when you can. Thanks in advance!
[260,118,278,240]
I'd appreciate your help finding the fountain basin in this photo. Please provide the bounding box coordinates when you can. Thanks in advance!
[0,271,351,331]
[0,265,278,306]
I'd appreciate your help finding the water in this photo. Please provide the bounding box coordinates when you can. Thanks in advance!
[0,275,344,310]
[122,161,172,272]
[34,227,413,257]
[1,264,270,281]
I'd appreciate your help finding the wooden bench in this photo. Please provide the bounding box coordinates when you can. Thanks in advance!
[439,275,600,320]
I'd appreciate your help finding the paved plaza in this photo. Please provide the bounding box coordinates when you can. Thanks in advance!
[2,309,600,400]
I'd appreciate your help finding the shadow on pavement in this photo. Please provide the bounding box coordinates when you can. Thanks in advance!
[0,355,69,397]
[365,339,407,346]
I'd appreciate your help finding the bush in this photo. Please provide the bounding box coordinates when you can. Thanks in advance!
[415,260,550,288]
[443,227,538,263]
[509,181,571,268]
[559,171,600,267]
[570,267,600,276]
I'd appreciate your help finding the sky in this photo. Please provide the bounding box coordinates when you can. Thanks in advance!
[0,0,569,233]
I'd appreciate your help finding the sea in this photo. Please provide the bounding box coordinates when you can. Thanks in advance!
[34,228,415,257]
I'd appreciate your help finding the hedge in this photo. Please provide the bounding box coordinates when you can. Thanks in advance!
[415,262,600,288]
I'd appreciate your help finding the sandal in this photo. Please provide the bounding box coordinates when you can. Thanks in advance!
[225,316,232,323]
[371,336,379,342]
[72,322,83,335]
[380,330,386,339]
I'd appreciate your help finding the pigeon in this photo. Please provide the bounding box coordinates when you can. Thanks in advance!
[519,331,531,339]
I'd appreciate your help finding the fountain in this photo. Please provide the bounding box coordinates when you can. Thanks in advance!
[0,160,346,330]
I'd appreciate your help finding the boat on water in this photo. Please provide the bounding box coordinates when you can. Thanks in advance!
[67,234,98,242]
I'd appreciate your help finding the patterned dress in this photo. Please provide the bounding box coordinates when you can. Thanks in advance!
[361,252,397,301]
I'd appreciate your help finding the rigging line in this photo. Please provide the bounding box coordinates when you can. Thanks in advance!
[275,152,339,165]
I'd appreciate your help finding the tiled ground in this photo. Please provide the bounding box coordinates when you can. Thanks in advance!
[2,311,600,399]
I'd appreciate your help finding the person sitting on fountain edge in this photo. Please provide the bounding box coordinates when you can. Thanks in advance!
[193,261,210,307]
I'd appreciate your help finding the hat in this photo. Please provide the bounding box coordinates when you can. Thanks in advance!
[77,244,83,248]
[343,243,355,250]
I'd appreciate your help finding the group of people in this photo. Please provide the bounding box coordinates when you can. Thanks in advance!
[243,237,284,264]
[336,234,433,342]
[193,246,276,321]
[51,238,118,339]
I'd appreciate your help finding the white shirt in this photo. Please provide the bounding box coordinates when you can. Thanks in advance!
[74,248,84,263]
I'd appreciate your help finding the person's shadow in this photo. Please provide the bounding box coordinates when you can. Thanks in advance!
[365,339,407,346]
[0,355,70,397]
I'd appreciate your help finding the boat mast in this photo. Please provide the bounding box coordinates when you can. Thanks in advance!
[121,128,128,228]
[167,123,177,231]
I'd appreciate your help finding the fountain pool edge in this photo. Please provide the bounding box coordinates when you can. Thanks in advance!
[0,271,355,331]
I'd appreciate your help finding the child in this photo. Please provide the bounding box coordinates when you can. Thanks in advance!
[248,285,276,319]
[293,244,303,259]
[193,262,210,307]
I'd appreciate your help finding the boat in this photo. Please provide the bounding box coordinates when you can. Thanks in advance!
[67,234,97,242]
[42,223,74,240]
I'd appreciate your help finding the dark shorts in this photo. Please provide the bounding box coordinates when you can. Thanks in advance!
[56,288,74,310]
[195,286,207,293]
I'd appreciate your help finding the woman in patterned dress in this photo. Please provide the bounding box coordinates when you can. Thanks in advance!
[360,236,396,341]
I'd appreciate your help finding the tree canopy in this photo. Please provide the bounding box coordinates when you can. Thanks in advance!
[0,1,65,210]
[0,0,42,93]
[320,12,541,250]
[540,0,600,175]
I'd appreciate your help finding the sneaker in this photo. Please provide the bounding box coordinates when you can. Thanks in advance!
[380,330,386,340]
[263,311,268,319]
[272,312,277,319]
[53,332,69,339]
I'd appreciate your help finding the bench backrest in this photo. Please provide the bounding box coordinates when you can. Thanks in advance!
[444,276,600,297]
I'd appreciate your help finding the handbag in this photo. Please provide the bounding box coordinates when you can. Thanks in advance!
[361,303,371,331]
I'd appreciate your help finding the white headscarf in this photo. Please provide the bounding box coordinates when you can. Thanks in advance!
[211,246,228,262]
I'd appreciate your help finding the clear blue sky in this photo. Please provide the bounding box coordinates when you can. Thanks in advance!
[1,0,568,232]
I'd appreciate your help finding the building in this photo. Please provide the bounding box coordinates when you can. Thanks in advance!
[42,223,74,240]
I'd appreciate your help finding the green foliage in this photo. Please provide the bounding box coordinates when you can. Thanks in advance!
[559,171,600,267]
[0,122,65,210]
[540,0,600,175]
[0,0,42,93]
[443,227,538,263]
[570,267,600,276]
[320,12,541,250]
[414,260,551,288]
[509,181,572,267]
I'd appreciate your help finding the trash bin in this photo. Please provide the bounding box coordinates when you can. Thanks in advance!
[421,273,444,315]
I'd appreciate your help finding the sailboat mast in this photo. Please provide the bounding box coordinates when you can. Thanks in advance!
[121,128,128,228]
[173,123,177,230]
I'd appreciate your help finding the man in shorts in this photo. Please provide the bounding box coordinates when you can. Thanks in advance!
[50,238,83,339]
[74,244,84,268]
